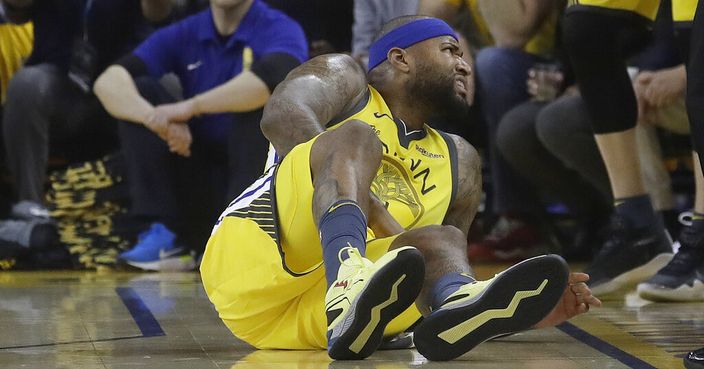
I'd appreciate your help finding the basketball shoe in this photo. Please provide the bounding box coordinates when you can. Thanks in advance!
[686,347,704,369]
[325,246,424,360]
[585,214,673,296]
[119,223,195,271]
[413,254,569,361]
[637,223,704,302]
[468,216,551,262]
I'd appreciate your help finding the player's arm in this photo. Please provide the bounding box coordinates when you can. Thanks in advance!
[2,0,33,23]
[368,192,405,238]
[442,134,482,237]
[94,63,154,125]
[184,52,303,116]
[260,53,369,158]
[477,0,554,49]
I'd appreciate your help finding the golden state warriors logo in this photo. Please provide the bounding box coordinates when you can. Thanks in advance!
[371,158,425,229]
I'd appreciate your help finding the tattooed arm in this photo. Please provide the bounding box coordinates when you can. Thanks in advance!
[260,53,369,158]
[442,134,482,237]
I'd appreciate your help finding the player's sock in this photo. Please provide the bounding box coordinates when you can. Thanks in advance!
[614,194,658,229]
[430,272,476,309]
[319,200,368,288]
[690,212,704,234]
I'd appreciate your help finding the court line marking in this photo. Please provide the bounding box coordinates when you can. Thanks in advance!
[558,322,659,369]
[0,287,164,350]
[115,287,166,337]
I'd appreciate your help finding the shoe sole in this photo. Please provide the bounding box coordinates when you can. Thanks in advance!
[591,253,673,296]
[637,279,704,302]
[328,246,425,360]
[124,255,196,272]
[413,254,569,361]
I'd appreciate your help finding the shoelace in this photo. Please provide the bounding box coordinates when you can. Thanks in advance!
[337,246,368,284]
[662,223,704,274]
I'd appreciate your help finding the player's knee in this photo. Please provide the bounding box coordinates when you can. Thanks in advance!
[562,13,603,58]
[412,224,467,254]
[6,66,54,105]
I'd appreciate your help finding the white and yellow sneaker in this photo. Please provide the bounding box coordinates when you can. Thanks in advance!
[413,254,569,361]
[325,246,425,360]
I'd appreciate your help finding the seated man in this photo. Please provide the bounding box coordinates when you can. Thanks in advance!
[200,16,600,361]
[94,0,307,271]
[1,0,169,220]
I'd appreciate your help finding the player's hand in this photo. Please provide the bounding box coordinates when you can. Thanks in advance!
[526,66,563,102]
[634,72,658,125]
[533,272,602,329]
[643,66,686,108]
[143,108,170,141]
[153,99,197,124]
[166,122,192,157]
[368,192,404,238]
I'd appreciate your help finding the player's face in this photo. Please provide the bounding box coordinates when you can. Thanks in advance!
[408,36,473,120]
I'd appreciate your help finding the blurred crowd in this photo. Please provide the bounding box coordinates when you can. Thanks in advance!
[0,0,698,287]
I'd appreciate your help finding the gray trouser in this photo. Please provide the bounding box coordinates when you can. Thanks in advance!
[2,63,114,202]
[496,95,612,220]
[497,94,675,219]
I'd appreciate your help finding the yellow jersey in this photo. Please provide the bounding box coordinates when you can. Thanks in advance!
[0,22,33,103]
[568,0,698,22]
[330,85,458,233]
[673,0,698,23]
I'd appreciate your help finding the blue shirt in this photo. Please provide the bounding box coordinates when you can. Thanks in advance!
[133,1,308,142]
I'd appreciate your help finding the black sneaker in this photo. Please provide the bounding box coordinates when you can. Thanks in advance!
[686,347,704,369]
[637,224,704,302]
[585,215,673,296]
[413,255,569,361]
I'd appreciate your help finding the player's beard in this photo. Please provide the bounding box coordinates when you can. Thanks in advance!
[409,61,470,124]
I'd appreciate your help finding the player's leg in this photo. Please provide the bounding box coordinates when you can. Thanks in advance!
[562,6,672,295]
[308,120,425,360]
[385,225,570,361]
[202,121,425,354]
[639,0,704,302]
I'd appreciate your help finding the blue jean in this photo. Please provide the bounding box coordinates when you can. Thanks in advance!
[475,47,544,215]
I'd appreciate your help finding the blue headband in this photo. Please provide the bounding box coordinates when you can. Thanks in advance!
[367,18,457,72]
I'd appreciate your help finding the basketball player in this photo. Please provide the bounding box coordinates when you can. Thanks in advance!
[200,16,600,361]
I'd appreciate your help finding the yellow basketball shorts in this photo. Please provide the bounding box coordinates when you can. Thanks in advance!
[200,135,422,350]
[569,0,697,22]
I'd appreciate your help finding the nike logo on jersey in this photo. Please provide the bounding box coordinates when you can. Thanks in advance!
[187,61,203,71]
[334,280,349,289]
